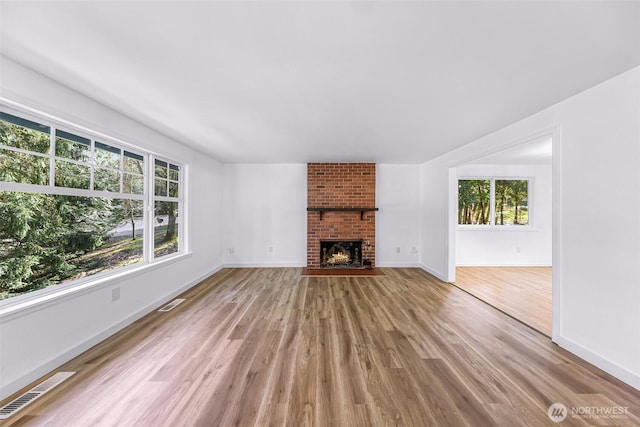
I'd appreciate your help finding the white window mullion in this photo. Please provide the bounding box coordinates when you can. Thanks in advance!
[119,148,124,193]
[180,164,187,254]
[89,139,95,191]
[0,181,145,199]
[49,128,56,187]
[489,179,495,226]
[146,154,155,263]
[526,179,532,227]
[0,145,50,158]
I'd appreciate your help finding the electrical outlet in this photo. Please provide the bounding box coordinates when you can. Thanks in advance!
[228,247,234,254]
[112,287,120,302]
[268,246,274,253]
[396,247,401,253]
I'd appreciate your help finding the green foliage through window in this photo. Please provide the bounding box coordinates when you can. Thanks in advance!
[0,110,183,301]
[458,180,490,225]
[458,178,529,226]
[0,192,143,299]
[495,180,528,225]
[154,201,179,257]
[153,159,180,259]
[0,117,50,185]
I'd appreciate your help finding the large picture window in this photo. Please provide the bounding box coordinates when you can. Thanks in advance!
[458,178,529,226]
[0,110,184,301]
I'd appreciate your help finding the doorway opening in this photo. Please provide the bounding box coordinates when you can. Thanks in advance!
[449,136,554,336]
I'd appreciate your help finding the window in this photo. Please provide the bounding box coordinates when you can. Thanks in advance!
[153,159,181,258]
[0,114,51,186]
[458,178,529,226]
[458,179,490,225]
[0,110,184,301]
[494,180,528,225]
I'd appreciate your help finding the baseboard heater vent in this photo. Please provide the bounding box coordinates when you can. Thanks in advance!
[0,372,75,419]
[158,298,186,312]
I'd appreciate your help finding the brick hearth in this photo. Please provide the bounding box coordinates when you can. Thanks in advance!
[307,163,376,268]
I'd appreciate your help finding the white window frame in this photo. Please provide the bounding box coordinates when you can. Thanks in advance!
[457,177,533,229]
[0,102,188,311]
[150,155,184,260]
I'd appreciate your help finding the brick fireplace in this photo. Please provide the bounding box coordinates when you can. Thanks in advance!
[307,163,376,268]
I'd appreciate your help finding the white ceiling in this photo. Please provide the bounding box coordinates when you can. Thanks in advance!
[1,1,639,164]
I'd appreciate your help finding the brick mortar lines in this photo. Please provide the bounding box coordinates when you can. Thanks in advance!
[307,163,376,268]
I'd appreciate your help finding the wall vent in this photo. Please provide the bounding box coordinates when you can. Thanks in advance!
[0,372,75,419]
[158,298,186,312]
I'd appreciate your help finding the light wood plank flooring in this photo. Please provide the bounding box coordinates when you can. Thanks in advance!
[2,268,638,426]
[454,267,552,336]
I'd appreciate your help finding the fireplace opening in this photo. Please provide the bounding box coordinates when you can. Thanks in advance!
[320,240,362,268]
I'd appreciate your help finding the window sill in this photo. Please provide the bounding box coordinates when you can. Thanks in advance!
[0,252,192,321]
[457,225,537,232]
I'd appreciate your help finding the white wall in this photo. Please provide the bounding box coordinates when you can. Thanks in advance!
[419,163,450,280]
[221,163,422,268]
[455,164,552,266]
[0,56,224,400]
[376,164,421,266]
[222,164,307,267]
[420,66,640,390]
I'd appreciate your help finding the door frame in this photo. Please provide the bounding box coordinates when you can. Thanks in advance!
[445,125,562,342]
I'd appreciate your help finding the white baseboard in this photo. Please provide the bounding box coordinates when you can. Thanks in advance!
[455,263,553,267]
[555,335,640,391]
[223,262,305,268]
[0,264,224,401]
[418,264,447,281]
[376,262,421,268]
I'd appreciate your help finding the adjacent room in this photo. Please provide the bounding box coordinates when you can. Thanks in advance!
[1,1,639,425]
[453,137,553,336]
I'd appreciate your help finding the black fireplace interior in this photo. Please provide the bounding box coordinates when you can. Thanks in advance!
[320,240,362,268]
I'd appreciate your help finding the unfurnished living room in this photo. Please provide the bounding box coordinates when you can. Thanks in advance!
[1,1,639,426]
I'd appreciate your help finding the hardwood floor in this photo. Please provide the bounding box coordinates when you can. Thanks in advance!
[454,267,552,336]
[301,267,385,276]
[2,268,638,426]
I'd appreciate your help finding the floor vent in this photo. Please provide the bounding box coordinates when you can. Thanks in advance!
[0,372,75,419]
[158,298,186,312]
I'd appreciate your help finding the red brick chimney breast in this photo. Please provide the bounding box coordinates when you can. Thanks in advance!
[307,163,376,267]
